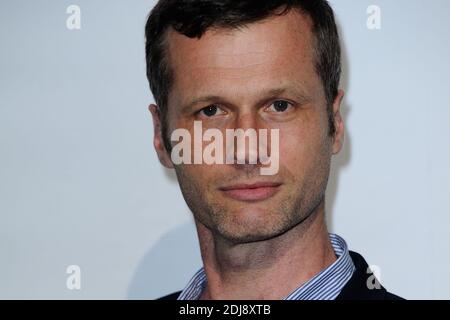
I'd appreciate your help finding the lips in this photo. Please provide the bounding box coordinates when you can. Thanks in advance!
[219,182,282,202]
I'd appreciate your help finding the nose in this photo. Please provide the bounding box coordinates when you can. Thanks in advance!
[225,111,270,170]
[235,111,258,131]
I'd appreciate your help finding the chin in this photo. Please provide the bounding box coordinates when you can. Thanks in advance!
[215,214,289,244]
[218,229,278,244]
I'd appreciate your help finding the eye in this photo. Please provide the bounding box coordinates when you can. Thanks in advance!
[267,100,293,113]
[198,105,225,117]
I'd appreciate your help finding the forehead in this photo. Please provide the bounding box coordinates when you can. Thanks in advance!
[165,9,319,107]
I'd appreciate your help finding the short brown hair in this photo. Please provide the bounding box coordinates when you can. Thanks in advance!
[145,0,341,150]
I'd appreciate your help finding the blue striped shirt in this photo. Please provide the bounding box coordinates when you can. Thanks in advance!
[177,233,355,300]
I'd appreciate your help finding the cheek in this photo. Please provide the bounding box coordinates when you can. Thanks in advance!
[279,131,307,174]
[176,163,217,190]
[278,116,331,171]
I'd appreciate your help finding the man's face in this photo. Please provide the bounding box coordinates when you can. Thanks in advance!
[151,10,344,244]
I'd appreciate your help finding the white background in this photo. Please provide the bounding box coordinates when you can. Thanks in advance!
[0,0,449,299]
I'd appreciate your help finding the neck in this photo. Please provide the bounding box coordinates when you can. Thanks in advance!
[195,199,337,300]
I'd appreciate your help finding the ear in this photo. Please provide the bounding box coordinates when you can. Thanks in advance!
[331,89,345,155]
[148,104,174,169]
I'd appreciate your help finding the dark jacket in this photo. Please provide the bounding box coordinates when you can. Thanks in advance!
[158,251,403,300]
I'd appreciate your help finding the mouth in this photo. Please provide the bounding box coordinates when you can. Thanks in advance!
[219,182,282,202]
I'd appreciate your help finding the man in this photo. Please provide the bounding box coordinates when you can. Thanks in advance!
[145,0,402,300]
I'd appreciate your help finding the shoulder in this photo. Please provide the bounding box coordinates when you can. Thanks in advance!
[155,251,405,301]
[336,251,405,300]
[157,291,182,300]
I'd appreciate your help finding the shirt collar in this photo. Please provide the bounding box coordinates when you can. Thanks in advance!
[178,233,355,300]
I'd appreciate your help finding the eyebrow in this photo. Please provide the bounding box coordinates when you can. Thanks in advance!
[180,87,310,113]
